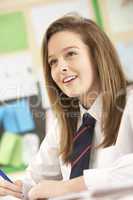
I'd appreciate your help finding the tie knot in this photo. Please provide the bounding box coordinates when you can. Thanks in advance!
[82,113,96,127]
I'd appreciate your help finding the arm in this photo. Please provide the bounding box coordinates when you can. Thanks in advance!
[28,176,87,200]
[22,117,62,199]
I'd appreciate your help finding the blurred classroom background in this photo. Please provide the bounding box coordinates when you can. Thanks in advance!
[0,0,133,199]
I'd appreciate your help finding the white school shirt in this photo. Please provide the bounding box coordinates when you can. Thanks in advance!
[22,88,133,198]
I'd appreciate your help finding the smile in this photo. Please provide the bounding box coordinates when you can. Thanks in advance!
[63,75,77,83]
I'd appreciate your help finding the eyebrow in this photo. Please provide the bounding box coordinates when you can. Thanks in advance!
[48,46,79,59]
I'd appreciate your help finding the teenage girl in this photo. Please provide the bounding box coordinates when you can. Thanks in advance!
[0,14,133,200]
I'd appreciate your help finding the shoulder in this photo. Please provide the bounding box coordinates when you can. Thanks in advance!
[126,86,133,106]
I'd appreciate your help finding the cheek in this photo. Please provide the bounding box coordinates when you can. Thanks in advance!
[51,70,56,81]
[51,70,59,85]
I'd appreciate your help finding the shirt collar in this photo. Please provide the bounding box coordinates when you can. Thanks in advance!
[79,94,102,122]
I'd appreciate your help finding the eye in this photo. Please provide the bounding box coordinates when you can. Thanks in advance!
[49,59,57,68]
[66,51,77,57]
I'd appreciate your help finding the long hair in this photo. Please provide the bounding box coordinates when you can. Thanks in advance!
[42,13,130,163]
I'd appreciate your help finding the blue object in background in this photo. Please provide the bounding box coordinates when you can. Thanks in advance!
[14,99,35,133]
[1,99,35,134]
[0,106,4,122]
[3,106,19,133]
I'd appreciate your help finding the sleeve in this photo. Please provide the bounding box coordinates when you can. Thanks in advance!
[22,117,62,199]
[83,153,133,190]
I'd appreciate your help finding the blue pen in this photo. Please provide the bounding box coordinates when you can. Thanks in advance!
[0,169,13,183]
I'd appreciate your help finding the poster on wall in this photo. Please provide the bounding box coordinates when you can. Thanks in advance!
[0,11,28,53]
[30,0,93,47]
[0,52,38,101]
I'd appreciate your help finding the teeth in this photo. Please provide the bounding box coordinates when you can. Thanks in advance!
[63,75,77,83]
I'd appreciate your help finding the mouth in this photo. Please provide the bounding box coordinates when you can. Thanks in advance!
[63,75,78,84]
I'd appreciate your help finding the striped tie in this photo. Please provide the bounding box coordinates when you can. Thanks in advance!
[70,113,96,179]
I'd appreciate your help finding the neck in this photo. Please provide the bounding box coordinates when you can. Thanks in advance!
[79,87,100,110]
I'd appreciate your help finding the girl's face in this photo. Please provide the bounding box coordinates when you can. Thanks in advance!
[48,31,100,105]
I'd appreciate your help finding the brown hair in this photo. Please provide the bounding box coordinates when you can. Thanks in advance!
[42,13,130,163]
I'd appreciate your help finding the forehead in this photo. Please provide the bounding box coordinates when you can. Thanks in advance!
[48,31,85,56]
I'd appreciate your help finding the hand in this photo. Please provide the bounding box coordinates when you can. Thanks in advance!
[28,180,67,200]
[0,179,23,199]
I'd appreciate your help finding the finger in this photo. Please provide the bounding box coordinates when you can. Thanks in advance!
[0,187,22,198]
[0,180,22,193]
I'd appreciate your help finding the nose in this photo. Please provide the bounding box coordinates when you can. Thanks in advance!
[58,58,68,72]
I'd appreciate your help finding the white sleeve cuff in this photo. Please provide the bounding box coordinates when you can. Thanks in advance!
[22,178,36,200]
[83,168,111,190]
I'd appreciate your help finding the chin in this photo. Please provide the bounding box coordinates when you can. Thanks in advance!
[66,92,79,98]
